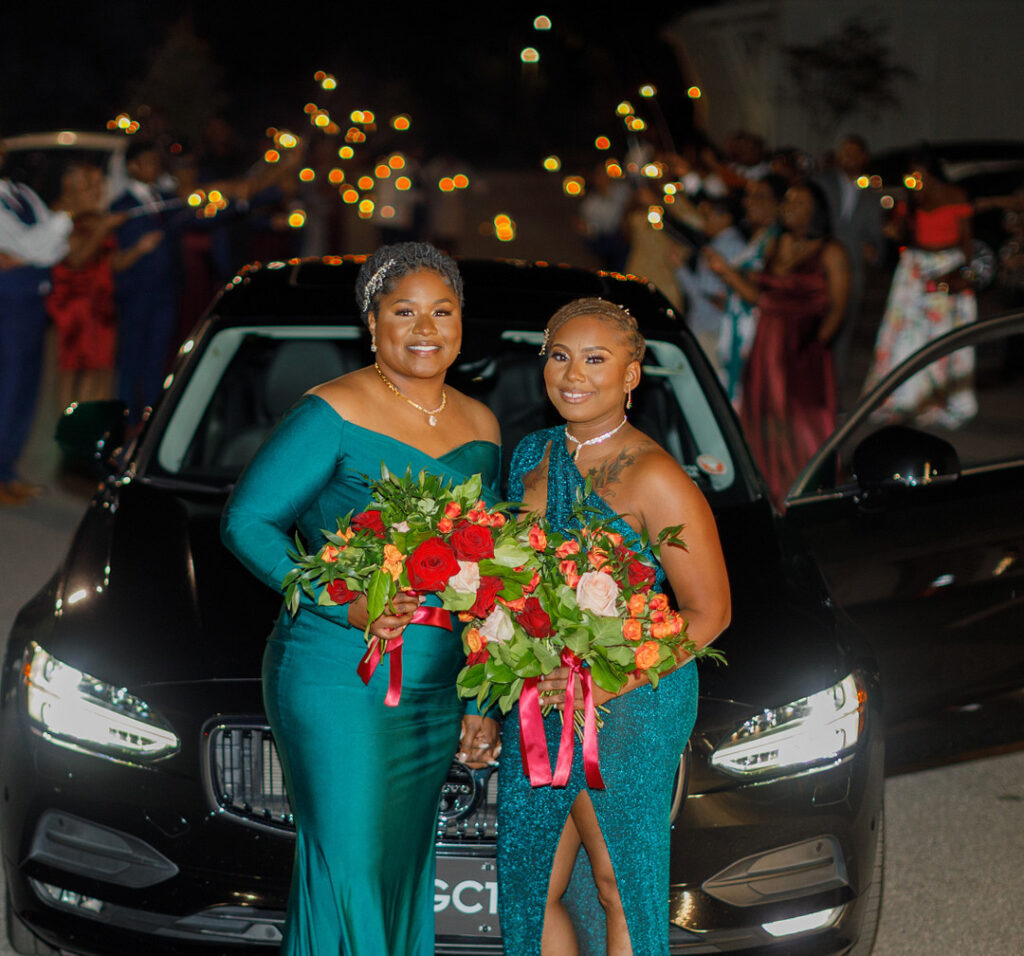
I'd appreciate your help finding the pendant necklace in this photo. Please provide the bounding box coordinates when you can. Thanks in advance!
[374,362,447,426]
[565,416,628,462]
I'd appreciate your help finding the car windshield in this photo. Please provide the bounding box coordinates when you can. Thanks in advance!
[148,320,746,503]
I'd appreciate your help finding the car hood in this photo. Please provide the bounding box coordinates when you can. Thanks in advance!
[34,485,850,710]
[34,480,278,687]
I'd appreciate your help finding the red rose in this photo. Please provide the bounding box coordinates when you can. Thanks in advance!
[327,579,359,605]
[516,596,554,638]
[627,561,656,590]
[351,510,386,538]
[449,522,495,562]
[468,575,504,618]
[405,537,460,591]
[466,648,490,666]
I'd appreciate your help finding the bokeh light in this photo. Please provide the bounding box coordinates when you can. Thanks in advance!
[542,155,561,172]
[338,146,355,159]
[264,149,280,163]
[375,164,391,179]
[594,136,611,150]
[521,47,540,63]
[299,168,315,182]
[533,15,551,30]
[391,115,411,131]
[395,176,412,191]
[439,177,455,192]
[341,188,359,204]
[388,153,406,169]
[357,175,374,190]
[453,174,469,189]
[857,175,870,189]
[687,86,702,99]
[328,168,344,184]
[493,214,516,241]
[616,101,634,116]
[640,84,657,98]
[288,211,306,228]
[605,161,623,178]
[563,176,585,197]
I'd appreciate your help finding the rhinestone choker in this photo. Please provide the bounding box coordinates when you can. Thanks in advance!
[565,416,628,461]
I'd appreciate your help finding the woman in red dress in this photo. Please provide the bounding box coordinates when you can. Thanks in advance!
[48,165,126,409]
[709,182,849,504]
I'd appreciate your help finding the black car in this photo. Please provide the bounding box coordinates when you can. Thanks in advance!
[13,256,1020,955]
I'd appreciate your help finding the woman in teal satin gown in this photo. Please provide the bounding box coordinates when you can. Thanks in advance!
[497,299,731,955]
[222,243,501,955]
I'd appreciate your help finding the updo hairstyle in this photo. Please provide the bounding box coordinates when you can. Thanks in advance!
[354,241,464,324]
[542,297,646,363]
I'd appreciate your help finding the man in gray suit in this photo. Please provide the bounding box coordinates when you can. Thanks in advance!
[814,135,883,399]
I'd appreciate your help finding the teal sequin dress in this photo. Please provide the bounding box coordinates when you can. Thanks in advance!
[221,395,500,956]
[497,427,698,956]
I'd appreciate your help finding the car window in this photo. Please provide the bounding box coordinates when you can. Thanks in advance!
[800,332,1024,494]
[149,322,743,503]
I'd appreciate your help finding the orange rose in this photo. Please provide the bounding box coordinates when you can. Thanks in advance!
[604,531,623,547]
[382,544,404,581]
[522,569,540,594]
[438,516,454,534]
[634,641,660,670]
[465,628,486,654]
[528,525,547,551]
[559,559,581,588]
[650,594,669,612]
[444,501,462,519]
[651,621,674,640]
[489,512,507,528]
[622,619,643,642]
[499,594,527,612]
[651,609,667,624]
[555,539,581,559]
[587,548,609,570]
[320,543,340,563]
[627,593,646,617]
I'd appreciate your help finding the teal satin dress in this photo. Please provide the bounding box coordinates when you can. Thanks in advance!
[221,395,500,956]
[497,427,698,956]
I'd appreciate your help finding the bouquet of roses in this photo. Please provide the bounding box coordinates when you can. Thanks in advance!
[456,487,726,788]
[282,467,537,705]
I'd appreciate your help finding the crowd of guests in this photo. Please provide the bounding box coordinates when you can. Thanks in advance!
[606,130,1000,505]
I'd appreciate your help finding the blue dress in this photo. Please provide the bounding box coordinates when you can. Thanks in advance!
[221,395,500,955]
[498,427,698,956]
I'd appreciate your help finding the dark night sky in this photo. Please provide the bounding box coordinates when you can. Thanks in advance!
[1,4,711,166]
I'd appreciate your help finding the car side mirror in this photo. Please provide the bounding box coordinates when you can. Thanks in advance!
[55,400,129,476]
[852,425,960,495]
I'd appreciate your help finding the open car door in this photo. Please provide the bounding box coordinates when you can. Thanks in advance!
[782,312,1024,721]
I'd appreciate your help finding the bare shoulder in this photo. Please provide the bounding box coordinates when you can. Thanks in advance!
[306,366,376,420]
[449,388,501,445]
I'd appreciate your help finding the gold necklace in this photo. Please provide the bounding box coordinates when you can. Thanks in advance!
[374,362,447,426]
[565,416,628,461]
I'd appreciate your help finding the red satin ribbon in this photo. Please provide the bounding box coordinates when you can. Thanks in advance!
[518,678,553,786]
[356,604,452,708]
[553,650,605,789]
[518,650,605,790]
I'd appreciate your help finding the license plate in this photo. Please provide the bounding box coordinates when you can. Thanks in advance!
[434,855,501,938]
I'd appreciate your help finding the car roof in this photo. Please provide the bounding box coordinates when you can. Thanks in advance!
[202,257,684,334]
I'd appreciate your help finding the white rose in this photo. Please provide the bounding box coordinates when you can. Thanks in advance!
[480,605,514,644]
[449,560,481,595]
[576,571,621,617]
[391,520,411,533]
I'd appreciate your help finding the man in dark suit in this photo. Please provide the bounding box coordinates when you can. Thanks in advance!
[112,141,181,423]
[0,137,74,504]
[814,135,883,398]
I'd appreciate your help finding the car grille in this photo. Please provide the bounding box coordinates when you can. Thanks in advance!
[205,721,498,845]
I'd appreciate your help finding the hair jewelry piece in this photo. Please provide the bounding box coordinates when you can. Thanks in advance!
[539,327,550,356]
[362,258,397,312]
[565,416,628,461]
[374,362,447,426]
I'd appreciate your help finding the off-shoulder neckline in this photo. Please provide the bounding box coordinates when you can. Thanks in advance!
[303,393,499,463]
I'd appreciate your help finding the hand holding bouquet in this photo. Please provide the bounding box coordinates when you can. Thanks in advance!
[282,467,533,705]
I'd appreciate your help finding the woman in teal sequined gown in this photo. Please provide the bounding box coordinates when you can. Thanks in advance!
[497,299,731,955]
[222,244,501,955]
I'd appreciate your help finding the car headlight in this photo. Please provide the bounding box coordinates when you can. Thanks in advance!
[710,673,865,779]
[23,643,179,760]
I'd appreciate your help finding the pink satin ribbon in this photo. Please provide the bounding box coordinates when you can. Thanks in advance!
[356,604,452,707]
[518,650,605,790]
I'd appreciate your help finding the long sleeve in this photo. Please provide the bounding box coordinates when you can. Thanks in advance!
[0,186,72,265]
[221,398,351,626]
